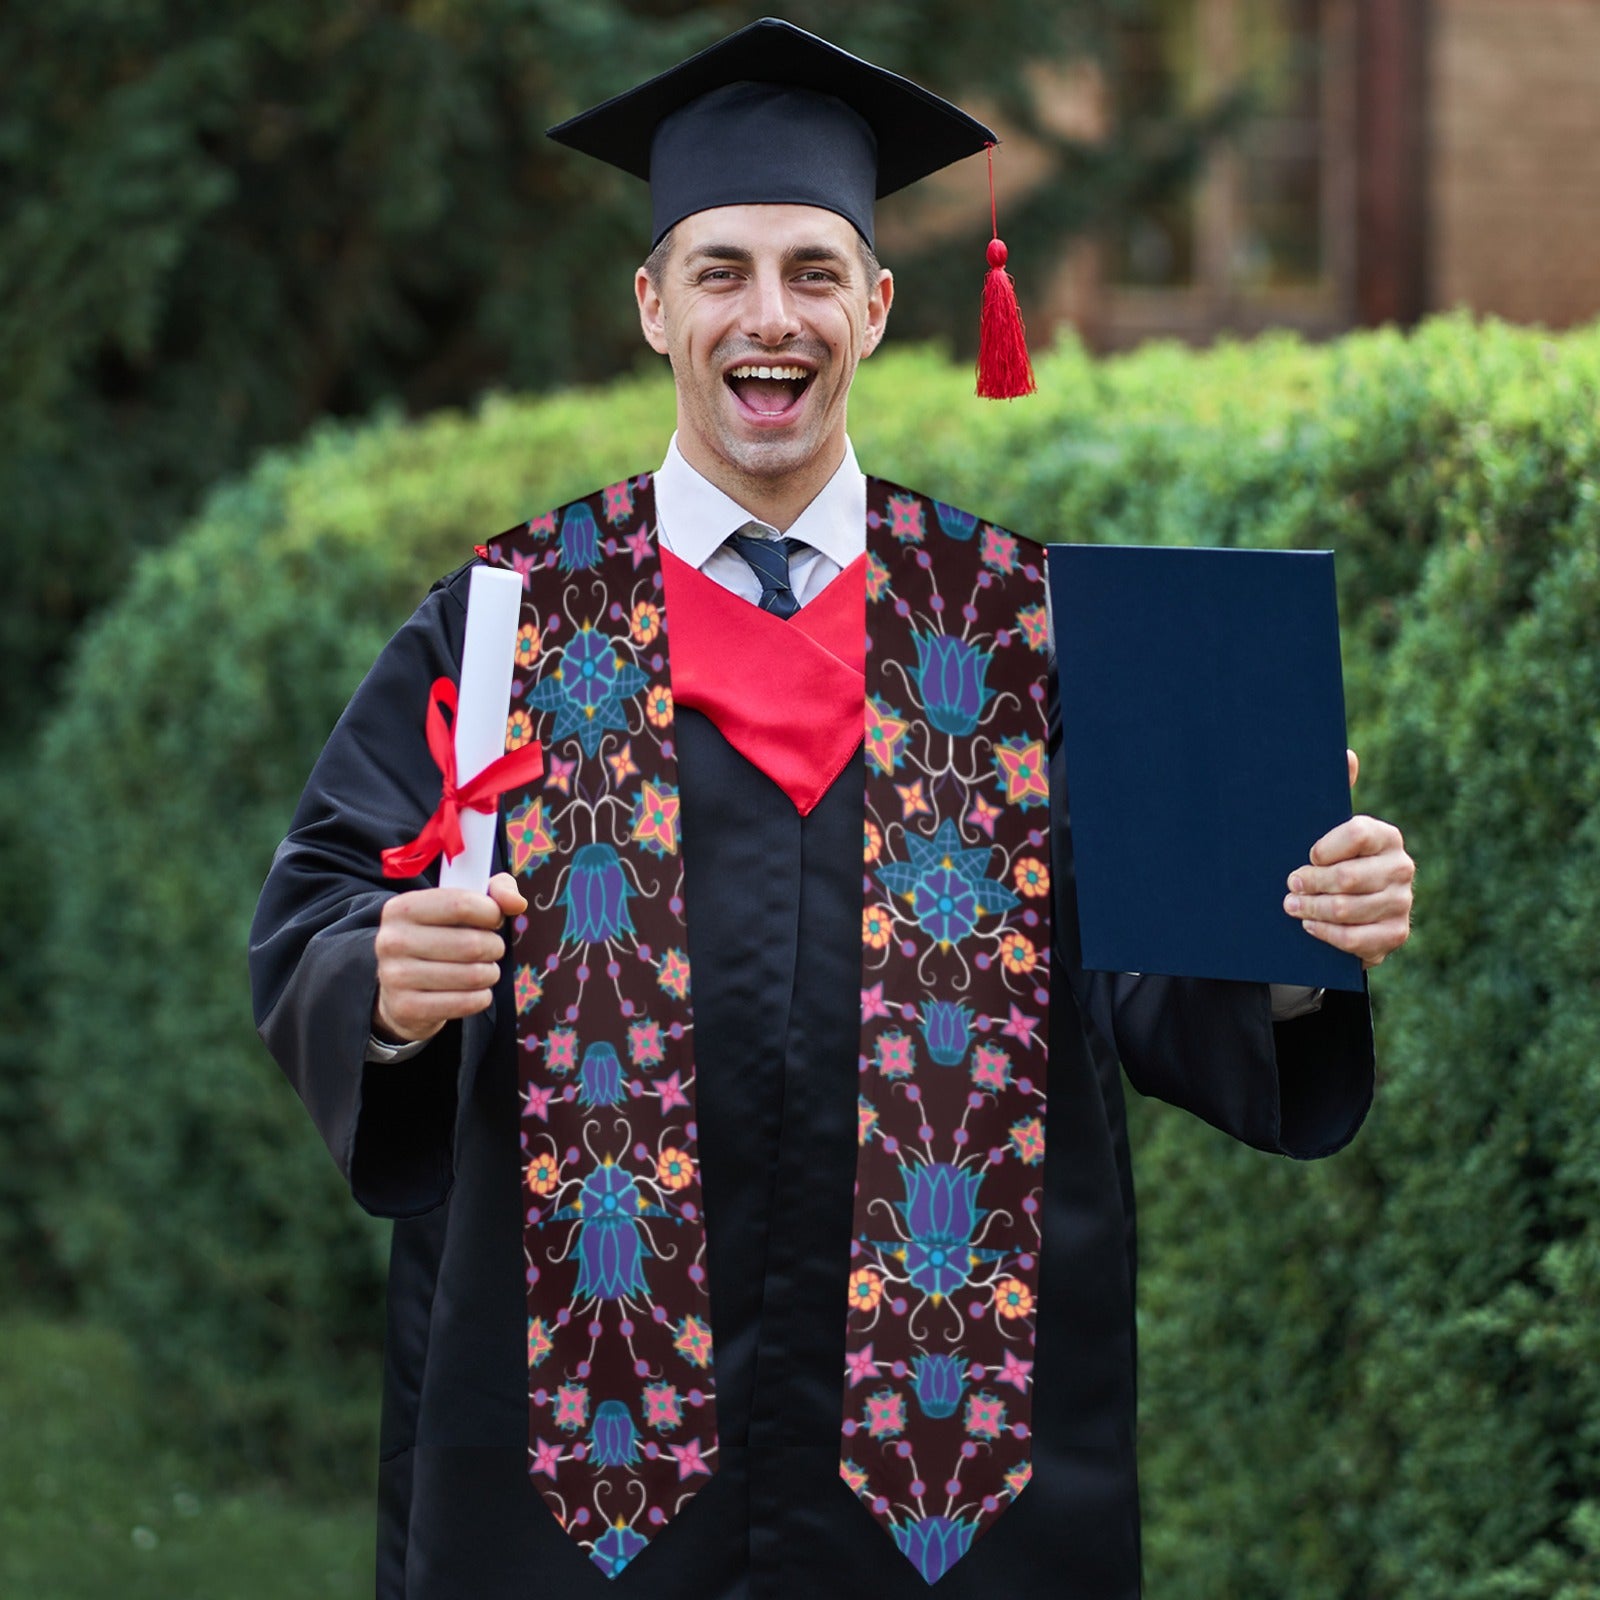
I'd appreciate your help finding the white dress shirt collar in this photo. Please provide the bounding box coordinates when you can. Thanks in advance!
[653,434,866,570]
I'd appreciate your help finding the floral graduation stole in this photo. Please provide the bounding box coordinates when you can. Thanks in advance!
[845,482,1051,1583]
[490,474,1050,1583]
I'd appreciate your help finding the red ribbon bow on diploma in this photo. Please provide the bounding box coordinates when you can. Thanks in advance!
[381,677,545,879]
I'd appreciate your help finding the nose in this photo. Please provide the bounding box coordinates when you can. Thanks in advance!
[744,266,801,347]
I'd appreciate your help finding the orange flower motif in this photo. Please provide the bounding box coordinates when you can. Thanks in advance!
[657,1147,696,1191]
[994,1277,1035,1320]
[1013,857,1050,898]
[862,904,894,950]
[506,709,536,751]
[863,820,883,865]
[515,622,542,669]
[630,600,662,645]
[848,1268,884,1314]
[645,683,674,728]
[527,1152,561,1197]
[999,933,1038,975]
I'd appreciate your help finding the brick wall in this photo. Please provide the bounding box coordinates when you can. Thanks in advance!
[1431,0,1600,327]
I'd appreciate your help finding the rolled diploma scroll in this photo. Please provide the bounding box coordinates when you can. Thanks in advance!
[438,565,526,892]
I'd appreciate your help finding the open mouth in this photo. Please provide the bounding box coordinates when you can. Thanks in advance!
[725,363,813,419]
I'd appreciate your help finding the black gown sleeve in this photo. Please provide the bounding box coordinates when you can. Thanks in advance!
[1047,664,1375,1161]
[249,565,496,1216]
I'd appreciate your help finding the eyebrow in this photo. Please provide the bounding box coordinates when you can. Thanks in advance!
[684,242,855,272]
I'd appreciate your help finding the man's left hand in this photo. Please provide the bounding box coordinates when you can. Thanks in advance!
[1284,750,1415,968]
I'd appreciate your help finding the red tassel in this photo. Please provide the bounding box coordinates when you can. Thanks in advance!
[976,146,1036,400]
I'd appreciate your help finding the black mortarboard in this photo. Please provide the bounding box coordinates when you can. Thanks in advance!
[546,16,998,249]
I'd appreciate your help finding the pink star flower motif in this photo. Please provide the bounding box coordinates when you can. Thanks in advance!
[552,1382,589,1433]
[531,1437,563,1479]
[642,1382,682,1432]
[864,697,909,776]
[505,798,556,876]
[971,1043,1013,1092]
[1004,1461,1033,1497]
[967,794,1001,838]
[541,752,575,795]
[526,510,559,539]
[631,778,682,856]
[527,1316,554,1368]
[964,1392,1008,1440]
[607,741,640,786]
[875,1031,916,1079]
[865,551,892,602]
[1017,603,1050,652]
[861,982,892,1023]
[627,1019,665,1068]
[673,1315,714,1369]
[545,1028,579,1073]
[658,948,692,1000]
[979,524,1018,573]
[522,1083,553,1122]
[670,1438,712,1480]
[840,1459,871,1496]
[998,1350,1035,1392]
[887,493,926,545]
[994,737,1049,808]
[844,1344,880,1388]
[863,1388,907,1440]
[625,525,654,567]
[656,1071,691,1113]
[857,1096,880,1147]
[543,752,576,794]
[896,779,931,820]
[1001,1004,1041,1052]
[1009,1115,1045,1166]
[509,549,538,588]
[602,480,635,525]
[513,963,543,1016]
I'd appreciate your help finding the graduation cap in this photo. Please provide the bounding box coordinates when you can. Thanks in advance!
[548,17,1035,398]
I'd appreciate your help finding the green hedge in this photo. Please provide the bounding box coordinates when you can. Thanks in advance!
[32,318,1600,1596]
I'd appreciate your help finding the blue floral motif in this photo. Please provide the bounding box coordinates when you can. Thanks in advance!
[895,1162,984,1300]
[587,1400,640,1469]
[526,625,648,758]
[877,818,1018,950]
[920,1001,974,1067]
[910,632,995,737]
[552,1161,658,1303]
[589,1520,648,1578]
[561,843,636,946]
[911,1353,967,1419]
[559,502,601,571]
[576,1041,625,1108]
[934,501,979,541]
[892,1514,978,1584]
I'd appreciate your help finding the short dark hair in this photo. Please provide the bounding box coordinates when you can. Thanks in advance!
[642,225,883,291]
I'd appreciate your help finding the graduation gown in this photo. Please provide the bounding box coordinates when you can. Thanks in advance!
[250,545,1374,1600]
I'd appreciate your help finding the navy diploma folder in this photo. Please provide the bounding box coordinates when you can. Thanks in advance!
[1048,543,1364,993]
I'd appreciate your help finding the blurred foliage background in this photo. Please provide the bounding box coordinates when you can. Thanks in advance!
[5,2,1600,1596]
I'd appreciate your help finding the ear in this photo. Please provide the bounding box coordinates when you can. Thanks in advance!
[636,266,670,356]
[861,268,894,358]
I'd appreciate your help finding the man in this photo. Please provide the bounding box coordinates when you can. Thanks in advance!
[250,19,1413,1599]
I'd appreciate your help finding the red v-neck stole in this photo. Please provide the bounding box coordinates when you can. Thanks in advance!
[660,549,866,816]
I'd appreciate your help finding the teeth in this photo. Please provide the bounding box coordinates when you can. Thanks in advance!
[727,365,809,381]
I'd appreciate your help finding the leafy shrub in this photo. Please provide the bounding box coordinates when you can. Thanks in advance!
[32,315,1600,1600]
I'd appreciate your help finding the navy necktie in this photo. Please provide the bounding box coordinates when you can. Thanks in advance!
[726,525,807,619]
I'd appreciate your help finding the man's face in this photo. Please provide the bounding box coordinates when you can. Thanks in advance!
[635,204,892,492]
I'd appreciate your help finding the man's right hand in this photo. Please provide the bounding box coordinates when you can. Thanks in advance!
[372,872,529,1045]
